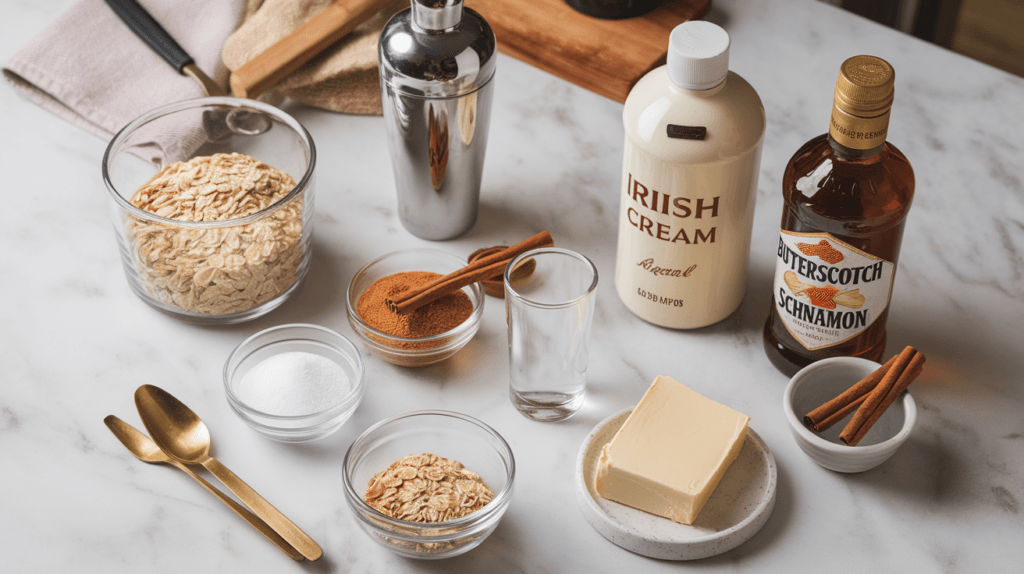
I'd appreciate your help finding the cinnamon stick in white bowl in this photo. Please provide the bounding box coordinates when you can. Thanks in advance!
[804,353,898,432]
[840,347,925,446]
[802,346,925,445]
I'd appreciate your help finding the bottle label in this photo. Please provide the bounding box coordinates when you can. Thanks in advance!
[772,230,894,350]
[615,158,758,328]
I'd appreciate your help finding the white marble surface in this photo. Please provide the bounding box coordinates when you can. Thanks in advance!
[3,0,1023,572]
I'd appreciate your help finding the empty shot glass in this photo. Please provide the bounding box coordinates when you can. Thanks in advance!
[504,248,598,422]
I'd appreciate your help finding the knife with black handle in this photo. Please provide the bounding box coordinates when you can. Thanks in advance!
[103,0,225,96]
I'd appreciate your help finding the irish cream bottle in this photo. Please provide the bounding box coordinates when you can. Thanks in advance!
[763,55,915,375]
[615,21,765,328]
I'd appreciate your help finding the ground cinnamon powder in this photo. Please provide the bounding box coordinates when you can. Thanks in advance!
[357,272,473,342]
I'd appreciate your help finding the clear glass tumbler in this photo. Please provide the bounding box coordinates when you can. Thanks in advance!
[102,97,315,324]
[504,248,598,422]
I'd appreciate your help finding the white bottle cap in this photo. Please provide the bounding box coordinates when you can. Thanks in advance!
[667,21,731,91]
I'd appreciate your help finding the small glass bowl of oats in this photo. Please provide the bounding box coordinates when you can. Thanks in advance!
[102,97,315,324]
[342,411,515,559]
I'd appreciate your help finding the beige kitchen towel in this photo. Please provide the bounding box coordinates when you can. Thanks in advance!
[2,0,253,139]
[222,0,405,115]
[4,0,398,140]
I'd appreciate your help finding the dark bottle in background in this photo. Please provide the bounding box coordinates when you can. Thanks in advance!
[763,55,915,375]
[564,0,664,20]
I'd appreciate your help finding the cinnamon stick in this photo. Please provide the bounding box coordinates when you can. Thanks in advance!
[840,346,923,445]
[804,354,898,431]
[842,355,925,446]
[386,231,553,314]
[468,246,538,298]
[812,393,868,433]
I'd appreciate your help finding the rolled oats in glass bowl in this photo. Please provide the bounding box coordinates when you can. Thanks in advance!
[342,411,515,559]
[102,98,315,324]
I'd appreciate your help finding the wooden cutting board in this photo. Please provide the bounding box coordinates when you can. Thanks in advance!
[465,0,712,103]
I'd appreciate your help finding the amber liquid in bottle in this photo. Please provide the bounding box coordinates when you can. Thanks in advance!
[763,133,915,375]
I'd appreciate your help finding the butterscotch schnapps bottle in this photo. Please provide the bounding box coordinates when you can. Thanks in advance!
[763,55,915,375]
[615,21,765,328]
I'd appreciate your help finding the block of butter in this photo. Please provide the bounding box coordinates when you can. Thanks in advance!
[595,376,750,525]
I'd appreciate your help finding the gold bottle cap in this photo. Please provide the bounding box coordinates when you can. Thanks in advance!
[829,55,895,150]
[834,56,895,117]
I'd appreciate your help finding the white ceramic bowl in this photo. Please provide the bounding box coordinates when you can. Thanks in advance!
[783,357,917,473]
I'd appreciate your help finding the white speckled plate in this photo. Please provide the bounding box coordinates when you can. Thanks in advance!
[575,408,777,560]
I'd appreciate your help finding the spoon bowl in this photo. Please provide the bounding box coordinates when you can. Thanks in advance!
[104,415,174,464]
[134,384,213,463]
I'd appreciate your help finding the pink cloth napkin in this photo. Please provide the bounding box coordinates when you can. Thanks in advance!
[3,0,249,139]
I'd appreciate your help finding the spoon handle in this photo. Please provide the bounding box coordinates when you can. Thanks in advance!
[170,460,304,561]
[202,457,323,561]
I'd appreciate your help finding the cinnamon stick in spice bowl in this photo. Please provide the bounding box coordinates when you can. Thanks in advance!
[801,345,925,446]
[840,348,925,446]
[811,393,868,434]
[386,231,554,314]
[804,353,898,432]
[347,248,486,367]
[788,351,923,472]
[467,246,538,298]
[468,246,507,297]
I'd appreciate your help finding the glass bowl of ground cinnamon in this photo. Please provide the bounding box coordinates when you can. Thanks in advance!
[346,249,485,367]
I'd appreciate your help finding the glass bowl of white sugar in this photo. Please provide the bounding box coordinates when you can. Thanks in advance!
[224,324,364,442]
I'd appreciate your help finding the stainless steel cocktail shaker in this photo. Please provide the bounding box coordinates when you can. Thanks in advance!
[379,0,496,240]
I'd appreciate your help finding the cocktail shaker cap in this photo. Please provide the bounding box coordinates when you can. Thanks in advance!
[379,0,497,99]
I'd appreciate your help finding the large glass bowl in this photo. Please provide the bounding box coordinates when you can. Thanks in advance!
[102,97,315,324]
[342,411,515,559]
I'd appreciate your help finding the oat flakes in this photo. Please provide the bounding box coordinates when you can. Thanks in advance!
[125,153,305,315]
[364,453,495,523]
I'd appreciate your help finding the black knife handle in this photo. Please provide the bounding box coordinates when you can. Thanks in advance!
[104,0,193,72]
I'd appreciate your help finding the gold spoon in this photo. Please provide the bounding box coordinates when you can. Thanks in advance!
[103,415,303,561]
[133,385,323,561]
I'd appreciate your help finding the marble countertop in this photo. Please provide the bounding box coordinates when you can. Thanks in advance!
[3,0,1023,571]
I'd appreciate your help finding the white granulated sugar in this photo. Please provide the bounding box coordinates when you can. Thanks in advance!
[237,351,350,416]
